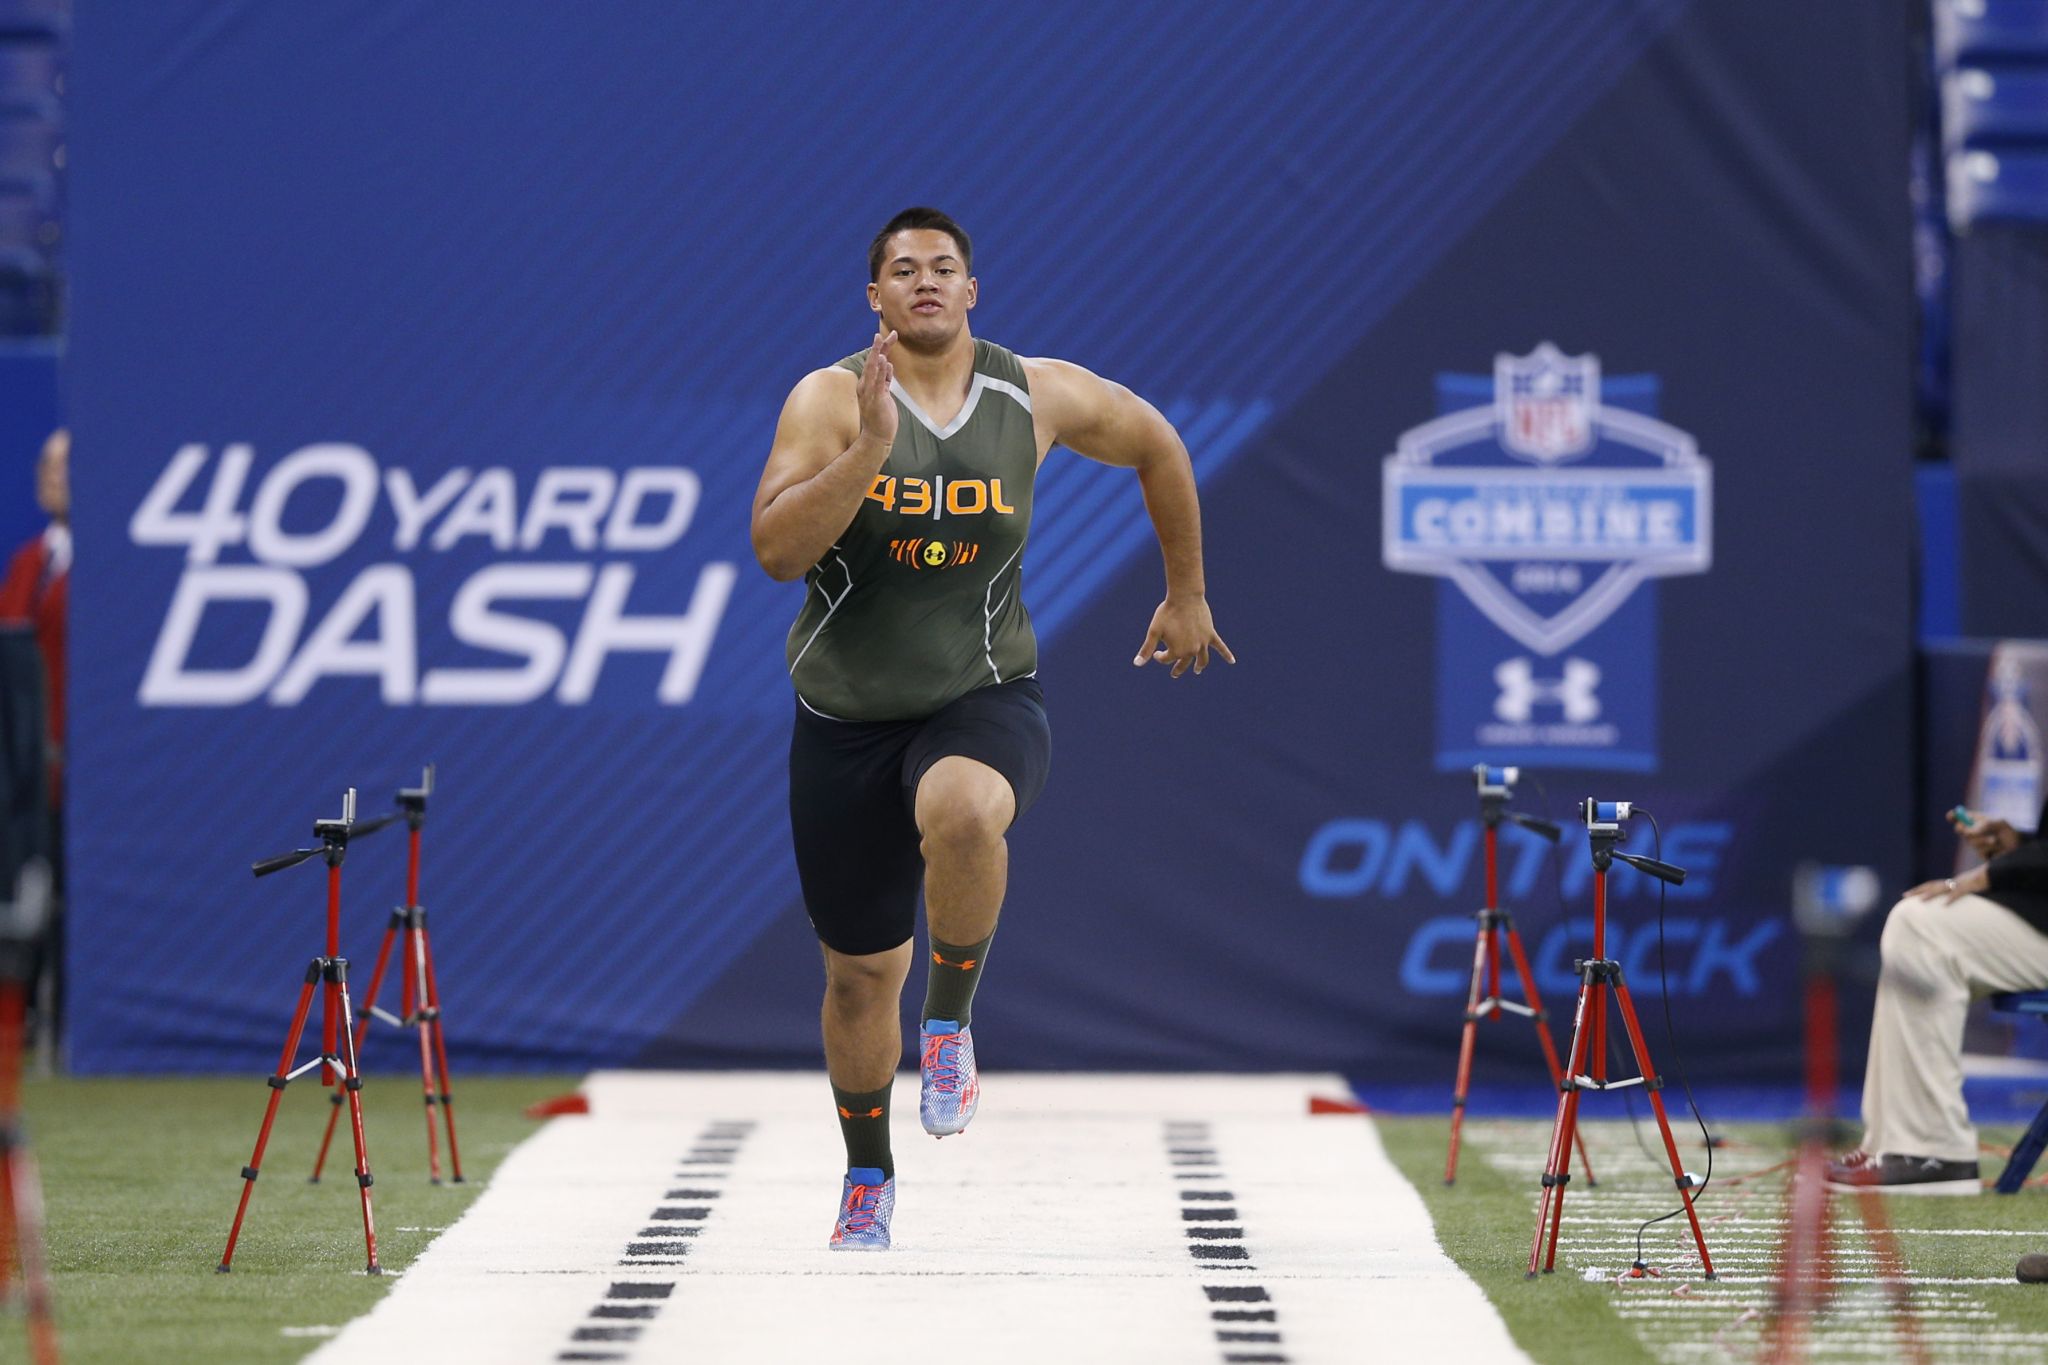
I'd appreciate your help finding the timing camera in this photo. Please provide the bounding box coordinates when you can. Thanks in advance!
[1580,798,1632,837]
[1791,863,1882,940]
[1473,764,1519,799]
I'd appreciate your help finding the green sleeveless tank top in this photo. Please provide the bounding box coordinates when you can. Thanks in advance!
[785,337,1038,721]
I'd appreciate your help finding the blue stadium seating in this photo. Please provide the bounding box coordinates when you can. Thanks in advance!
[1945,66,2048,147]
[1949,147,2048,226]
[0,1,61,39]
[0,111,54,195]
[0,40,58,118]
[1937,0,2048,68]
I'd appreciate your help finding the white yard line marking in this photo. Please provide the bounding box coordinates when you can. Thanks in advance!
[312,1073,1527,1365]
[1468,1120,2048,1364]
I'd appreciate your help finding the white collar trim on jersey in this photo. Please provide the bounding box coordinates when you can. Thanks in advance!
[891,373,1032,440]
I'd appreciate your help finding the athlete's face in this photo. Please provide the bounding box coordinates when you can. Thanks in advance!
[868,229,976,351]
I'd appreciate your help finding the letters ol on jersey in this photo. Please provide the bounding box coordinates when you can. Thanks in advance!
[1380,344,1713,770]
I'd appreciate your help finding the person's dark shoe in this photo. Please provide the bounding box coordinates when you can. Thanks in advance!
[2017,1252,2048,1283]
[1826,1152,1980,1195]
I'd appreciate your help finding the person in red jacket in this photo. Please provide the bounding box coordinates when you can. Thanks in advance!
[0,426,67,803]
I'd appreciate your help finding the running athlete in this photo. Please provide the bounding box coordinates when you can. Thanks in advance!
[750,207,1233,1250]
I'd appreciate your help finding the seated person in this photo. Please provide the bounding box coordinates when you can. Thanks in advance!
[1828,799,2048,1193]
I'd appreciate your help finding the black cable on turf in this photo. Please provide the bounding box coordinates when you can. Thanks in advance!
[1628,808,1715,1269]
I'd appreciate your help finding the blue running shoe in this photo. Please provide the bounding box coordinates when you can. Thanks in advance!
[829,1167,894,1250]
[920,1018,979,1137]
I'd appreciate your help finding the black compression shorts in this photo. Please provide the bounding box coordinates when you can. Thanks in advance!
[789,676,1050,956]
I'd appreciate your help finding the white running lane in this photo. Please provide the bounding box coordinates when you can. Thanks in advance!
[310,1072,1528,1365]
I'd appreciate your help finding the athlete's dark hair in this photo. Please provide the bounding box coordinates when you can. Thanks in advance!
[868,207,972,282]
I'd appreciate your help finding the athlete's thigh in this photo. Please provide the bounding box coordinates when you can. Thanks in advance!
[789,709,924,954]
[902,676,1051,828]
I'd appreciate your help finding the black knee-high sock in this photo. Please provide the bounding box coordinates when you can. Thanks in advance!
[922,931,994,1029]
[832,1081,893,1177]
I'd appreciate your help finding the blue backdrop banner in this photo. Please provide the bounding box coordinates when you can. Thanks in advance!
[66,0,1913,1086]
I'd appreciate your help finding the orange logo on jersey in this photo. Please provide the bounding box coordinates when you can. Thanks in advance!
[889,538,981,570]
[866,475,1016,520]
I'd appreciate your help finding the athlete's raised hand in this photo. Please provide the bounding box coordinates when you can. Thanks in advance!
[858,330,899,447]
[1133,595,1236,679]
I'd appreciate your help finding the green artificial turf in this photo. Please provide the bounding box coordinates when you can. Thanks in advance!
[1376,1112,2048,1364]
[25,1075,2048,1363]
[22,1071,578,1365]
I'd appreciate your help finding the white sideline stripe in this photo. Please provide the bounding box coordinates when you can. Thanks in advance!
[309,1072,1528,1365]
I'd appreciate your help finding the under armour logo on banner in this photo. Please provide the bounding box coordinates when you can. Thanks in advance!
[1494,657,1601,724]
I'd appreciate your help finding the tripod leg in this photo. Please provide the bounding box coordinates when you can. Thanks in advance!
[1502,921,1595,1188]
[1609,977,1715,1278]
[220,963,322,1272]
[1445,918,1492,1185]
[1854,1185,1929,1365]
[314,918,403,1183]
[334,973,382,1274]
[407,920,442,1183]
[5,1137,59,1365]
[421,929,464,1181]
[1529,968,1594,1277]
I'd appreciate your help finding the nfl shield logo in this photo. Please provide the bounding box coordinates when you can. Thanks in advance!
[1495,343,1598,462]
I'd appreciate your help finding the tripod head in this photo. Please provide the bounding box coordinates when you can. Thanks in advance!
[396,763,434,829]
[252,788,400,877]
[1472,764,1562,842]
[1579,798,1686,884]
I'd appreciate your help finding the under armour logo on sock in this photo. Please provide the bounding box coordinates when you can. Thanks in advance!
[837,1105,884,1119]
[1494,656,1601,724]
[931,950,978,970]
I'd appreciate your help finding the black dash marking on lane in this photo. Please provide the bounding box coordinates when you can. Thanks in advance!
[564,1124,753,1359]
[1190,1244,1254,1260]
[1169,1121,1289,1363]
[1202,1285,1271,1303]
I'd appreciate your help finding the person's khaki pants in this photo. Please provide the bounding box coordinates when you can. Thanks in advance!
[1860,894,2048,1162]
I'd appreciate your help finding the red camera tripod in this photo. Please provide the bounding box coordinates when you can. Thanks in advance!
[1527,801,1713,1281]
[1444,765,1592,1188]
[219,788,394,1275]
[312,766,463,1185]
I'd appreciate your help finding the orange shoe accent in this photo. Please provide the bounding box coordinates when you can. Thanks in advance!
[837,1105,884,1119]
[931,950,978,970]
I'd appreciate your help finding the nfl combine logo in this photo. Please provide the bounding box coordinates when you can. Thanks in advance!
[1381,343,1714,771]
[1498,344,1596,463]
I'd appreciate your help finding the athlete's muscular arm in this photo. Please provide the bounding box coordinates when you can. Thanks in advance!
[751,331,899,582]
[1025,356,1236,678]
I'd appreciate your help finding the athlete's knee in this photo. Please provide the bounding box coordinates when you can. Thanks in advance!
[824,945,909,1008]
[916,759,1014,853]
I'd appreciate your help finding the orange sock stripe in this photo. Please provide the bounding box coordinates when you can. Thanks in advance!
[836,1105,885,1120]
[931,950,978,970]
